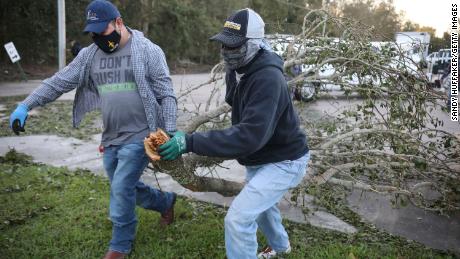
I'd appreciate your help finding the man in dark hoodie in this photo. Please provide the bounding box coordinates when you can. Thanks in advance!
[159,8,310,259]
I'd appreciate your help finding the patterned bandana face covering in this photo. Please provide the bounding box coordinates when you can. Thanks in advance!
[221,38,273,70]
[221,43,248,70]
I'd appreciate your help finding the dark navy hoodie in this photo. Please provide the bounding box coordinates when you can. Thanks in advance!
[185,49,309,166]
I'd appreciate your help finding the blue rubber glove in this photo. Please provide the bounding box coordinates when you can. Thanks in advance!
[9,104,28,135]
[159,131,187,160]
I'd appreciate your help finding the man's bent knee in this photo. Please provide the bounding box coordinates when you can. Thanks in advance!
[224,208,256,230]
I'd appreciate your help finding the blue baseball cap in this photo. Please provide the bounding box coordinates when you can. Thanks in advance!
[83,0,121,34]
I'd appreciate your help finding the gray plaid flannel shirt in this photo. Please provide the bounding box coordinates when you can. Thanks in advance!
[22,29,177,132]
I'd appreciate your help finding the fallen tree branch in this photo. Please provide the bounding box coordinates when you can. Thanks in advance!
[183,104,232,133]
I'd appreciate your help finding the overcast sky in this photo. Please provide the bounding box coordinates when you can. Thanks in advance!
[393,0,454,37]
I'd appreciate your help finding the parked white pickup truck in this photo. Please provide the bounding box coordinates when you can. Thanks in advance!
[267,34,425,101]
[426,49,451,87]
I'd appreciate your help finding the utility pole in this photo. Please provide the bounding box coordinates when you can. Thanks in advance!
[58,0,66,70]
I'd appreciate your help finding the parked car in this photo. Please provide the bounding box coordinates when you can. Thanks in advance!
[441,63,452,107]
[268,34,425,101]
[267,34,320,101]
[431,49,451,73]
[395,31,431,67]
[437,49,451,63]
[426,51,438,70]
[427,49,451,87]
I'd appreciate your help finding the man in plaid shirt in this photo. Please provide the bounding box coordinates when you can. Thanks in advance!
[9,1,177,258]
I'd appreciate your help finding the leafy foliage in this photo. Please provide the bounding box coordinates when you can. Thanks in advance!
[164,8,459,213]
[0,0,450,67]
[276,9,460,213]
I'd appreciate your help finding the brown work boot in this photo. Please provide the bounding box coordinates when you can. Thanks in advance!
[160,192,177,226]
[103,250,127,259]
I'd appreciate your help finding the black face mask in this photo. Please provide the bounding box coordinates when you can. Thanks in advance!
[92,29,121,53]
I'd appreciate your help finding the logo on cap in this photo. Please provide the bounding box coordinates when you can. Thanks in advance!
[224,21,241,31]
[87,10,98,21]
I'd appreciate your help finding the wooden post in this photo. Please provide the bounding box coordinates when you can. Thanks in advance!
[16,62,27,82]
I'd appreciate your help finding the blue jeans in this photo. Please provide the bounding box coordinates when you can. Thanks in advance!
[225,152,310,259]
[103,141,176,254]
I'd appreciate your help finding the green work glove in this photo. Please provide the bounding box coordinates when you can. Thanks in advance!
[159,131,186,160]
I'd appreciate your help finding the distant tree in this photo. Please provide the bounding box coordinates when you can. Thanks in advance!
[247,0,323,34]
[340,0,401,40]
[418,27,449,53]
[0,0,58,65]
[0,0,450,67]
[401,20,420,31]
[418,26,436,36]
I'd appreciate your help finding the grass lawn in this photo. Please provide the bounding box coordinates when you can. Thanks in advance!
[0,150,455,259]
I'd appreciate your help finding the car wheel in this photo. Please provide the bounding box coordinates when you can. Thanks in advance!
[298,82,318,102]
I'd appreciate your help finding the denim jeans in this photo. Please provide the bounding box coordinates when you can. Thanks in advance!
[225,152,310,259]
[103,141,176,254]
